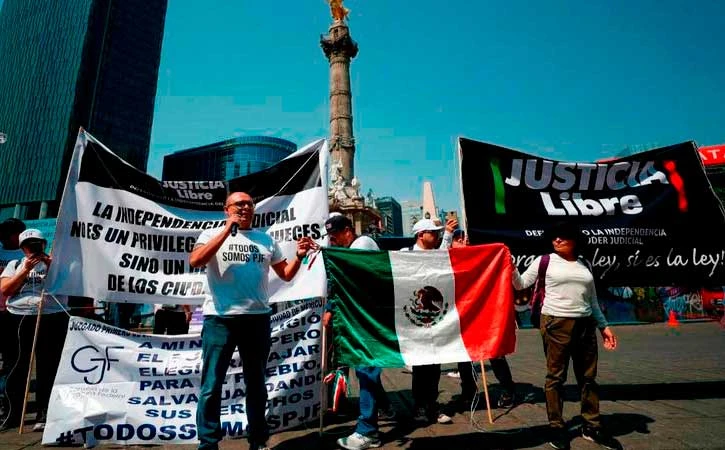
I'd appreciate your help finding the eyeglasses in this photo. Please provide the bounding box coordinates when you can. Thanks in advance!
[225,200,254,209]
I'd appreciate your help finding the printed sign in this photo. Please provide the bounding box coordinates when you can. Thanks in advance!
[43,301,323,445]
[45,132,328,304]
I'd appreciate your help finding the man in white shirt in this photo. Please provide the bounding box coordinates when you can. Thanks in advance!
[321,214,394,450]
[189,192,314,450]
[402,218,456,425]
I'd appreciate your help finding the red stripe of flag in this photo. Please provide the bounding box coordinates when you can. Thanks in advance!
[449,243,517,361]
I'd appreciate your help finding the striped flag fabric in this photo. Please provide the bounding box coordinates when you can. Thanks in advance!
[323,243,516,367]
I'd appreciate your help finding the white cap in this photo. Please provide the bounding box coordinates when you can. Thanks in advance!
[19,228,46,246]
[411,219,444,235]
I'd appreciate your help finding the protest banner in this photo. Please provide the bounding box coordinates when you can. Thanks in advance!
[42,300,323,445]
[45,131,328,304]
[459,138,725,286]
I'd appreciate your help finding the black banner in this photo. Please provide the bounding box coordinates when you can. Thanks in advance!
[78,138,323,211]
[460,138,725,285]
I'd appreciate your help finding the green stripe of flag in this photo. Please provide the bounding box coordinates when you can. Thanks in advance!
[323,247,405,367]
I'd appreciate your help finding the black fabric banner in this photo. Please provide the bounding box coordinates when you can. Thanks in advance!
[459,137,725,286]
[78,139,323,211]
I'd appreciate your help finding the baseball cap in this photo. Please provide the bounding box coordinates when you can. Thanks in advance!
[325,214,353,233]
[411,219,444,235]
[19,228,46,246]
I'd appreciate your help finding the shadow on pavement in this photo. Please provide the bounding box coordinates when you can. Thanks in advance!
[275,413,654,449]
[507,380,725,404]
[403,413,654,450]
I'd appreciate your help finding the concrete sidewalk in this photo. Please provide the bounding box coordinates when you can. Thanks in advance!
[2,322,724,449]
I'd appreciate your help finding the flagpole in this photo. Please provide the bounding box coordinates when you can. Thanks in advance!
[19,289,45,434]
[479,359,494,424]
[319,299,328,436]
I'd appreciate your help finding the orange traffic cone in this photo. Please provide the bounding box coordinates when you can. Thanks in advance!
[667,310,680,328]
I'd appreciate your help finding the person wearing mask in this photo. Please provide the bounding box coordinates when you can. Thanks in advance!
[322,214,396,450]
[512,222,620,450]
[0,229,68,432]
[404,218,456,425]
[189,192,314,450]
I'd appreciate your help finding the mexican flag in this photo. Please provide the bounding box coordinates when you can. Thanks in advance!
[323,243,516,368]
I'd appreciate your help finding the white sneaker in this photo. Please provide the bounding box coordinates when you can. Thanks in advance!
[337,432,382,449]
[446,371,461,379]
[437,412,453,424]
[32,421,45,432]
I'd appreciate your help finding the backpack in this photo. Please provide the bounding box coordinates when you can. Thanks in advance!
[529,254,594,328]
[529,254,550,329]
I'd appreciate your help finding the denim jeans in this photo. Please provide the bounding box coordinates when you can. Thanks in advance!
[196,314,271,449]
[355,366,385,436]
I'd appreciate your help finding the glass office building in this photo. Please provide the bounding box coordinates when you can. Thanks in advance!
[162,136,297,181]
[375,196,403,236]
[0,0,167,219]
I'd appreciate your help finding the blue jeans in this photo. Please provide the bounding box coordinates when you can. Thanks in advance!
[197,314,271,449]
[355,366,384,436]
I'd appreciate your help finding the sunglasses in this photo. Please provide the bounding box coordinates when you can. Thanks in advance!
[225,200,254,208]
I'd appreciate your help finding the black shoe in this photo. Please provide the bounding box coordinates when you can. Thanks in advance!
[497,390,514,409]
[548,429,570,450]
[249,441,271,450]
[377,405,397,421]
[32,410,47,432]
[582,426,622,450]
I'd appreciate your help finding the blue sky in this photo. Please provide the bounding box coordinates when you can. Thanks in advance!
[108,1,725,211]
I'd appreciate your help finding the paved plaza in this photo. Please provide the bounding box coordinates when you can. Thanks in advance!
[2,321,724,450]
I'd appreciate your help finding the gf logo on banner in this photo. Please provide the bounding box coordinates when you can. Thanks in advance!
[70,345,124,384]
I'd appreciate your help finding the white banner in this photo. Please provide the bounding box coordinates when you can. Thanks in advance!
[45,131,328,304]
[43,301,323,445]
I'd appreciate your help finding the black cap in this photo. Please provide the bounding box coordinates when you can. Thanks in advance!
[325,215,353,233]
[452,229,465,239]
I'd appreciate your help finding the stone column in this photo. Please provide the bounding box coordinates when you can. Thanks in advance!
[321,20,358,184]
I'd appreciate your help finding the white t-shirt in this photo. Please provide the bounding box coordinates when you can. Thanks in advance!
[0,258,68,315]
[512,252,607,328]
[196,227,285,316]
[0,245,24,311]
[350,235,380,251]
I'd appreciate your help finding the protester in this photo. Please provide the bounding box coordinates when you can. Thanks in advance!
[322,214,395,450]
[448,229,517,410]
[0,228,68,432]
[189,192,314,450]
[403,217,455,425]
[512,222,621,450]
[153,303,192,335]
[0,218,26,430]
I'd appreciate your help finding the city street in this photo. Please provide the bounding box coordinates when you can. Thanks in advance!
[3,321,724,450]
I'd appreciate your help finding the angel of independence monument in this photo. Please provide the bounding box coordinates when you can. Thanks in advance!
[322,1,381,234]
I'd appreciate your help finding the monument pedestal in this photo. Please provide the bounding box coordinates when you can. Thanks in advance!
[330,198,382,236]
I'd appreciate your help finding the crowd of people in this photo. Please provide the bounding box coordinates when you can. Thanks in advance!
[0,192,622,450]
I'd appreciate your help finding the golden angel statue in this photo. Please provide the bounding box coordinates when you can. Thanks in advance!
[327,0,350,21]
